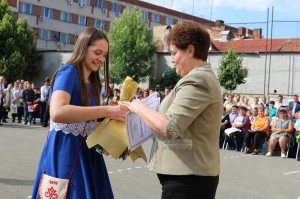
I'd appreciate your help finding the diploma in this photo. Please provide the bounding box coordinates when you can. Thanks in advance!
[126,92,160,151]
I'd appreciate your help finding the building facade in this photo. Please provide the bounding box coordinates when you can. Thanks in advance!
[5,0,251,51]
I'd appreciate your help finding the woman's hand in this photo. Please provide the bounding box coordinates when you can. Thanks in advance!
[107,104,128,121]
[123,100,145,114]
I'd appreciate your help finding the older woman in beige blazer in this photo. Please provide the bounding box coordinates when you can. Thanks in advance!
[125,21,222,199]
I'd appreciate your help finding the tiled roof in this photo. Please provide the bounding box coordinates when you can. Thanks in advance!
[279,38,300,52]
[211,39,289,53]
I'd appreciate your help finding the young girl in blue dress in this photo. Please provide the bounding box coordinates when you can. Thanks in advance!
[32,27,127,199]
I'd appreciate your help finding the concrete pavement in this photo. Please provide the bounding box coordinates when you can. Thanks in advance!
[0,122,299,199]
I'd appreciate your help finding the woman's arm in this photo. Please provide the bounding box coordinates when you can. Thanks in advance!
[260,118,270,132]
[124,100,168,137]
[50,90,127,123]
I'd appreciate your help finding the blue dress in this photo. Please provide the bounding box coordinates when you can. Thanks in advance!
[32,65,114,199]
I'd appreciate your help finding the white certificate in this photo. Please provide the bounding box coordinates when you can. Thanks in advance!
[125,112,154,151]
[126,92,160,151]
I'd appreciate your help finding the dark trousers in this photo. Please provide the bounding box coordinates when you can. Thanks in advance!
[40,101,47,125]
[224,131,244,150]
[0,107,3,122]
[17,106,24,122]
[245,131,267,149]
[2,108,8,122]
[43,104,50,127]
[157,174,219,199]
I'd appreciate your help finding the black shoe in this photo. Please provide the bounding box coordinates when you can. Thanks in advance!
[43,124,48,127]
[0,123,3,126]
[2,120,8,123]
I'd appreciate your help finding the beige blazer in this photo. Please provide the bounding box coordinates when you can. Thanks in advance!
[148,63,222,176]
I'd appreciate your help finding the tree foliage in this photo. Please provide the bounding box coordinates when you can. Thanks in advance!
[0,0,42,83]
[157,68,180,90]
[217,48,247,92]
[108,8,157,84]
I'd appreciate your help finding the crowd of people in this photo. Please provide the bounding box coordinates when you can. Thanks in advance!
[0,74,173,127]
[221,93,300,160]
[0,76,50,127]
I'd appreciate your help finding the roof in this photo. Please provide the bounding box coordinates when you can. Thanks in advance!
[210,39,291,53]
[279,38,300,52]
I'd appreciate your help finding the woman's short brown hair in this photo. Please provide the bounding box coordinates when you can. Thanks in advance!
[167,20,211,61]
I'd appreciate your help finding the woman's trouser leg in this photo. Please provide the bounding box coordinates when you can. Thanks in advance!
[158,174,219,199]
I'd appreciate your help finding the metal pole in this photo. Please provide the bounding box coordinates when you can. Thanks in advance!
[210,0,214,21]
[264,8,269,97]
[267,6,274,98]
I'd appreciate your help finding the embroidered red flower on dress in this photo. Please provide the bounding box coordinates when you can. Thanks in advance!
[45,187,58,199]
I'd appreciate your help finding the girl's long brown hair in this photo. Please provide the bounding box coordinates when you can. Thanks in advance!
[51,27,109,106]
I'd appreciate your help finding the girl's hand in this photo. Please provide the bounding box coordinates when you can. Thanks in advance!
[108,104,128,121]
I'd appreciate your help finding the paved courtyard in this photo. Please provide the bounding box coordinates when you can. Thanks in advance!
[0,122,299,199]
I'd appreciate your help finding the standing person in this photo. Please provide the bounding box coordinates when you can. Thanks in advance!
[31,27,126,199]
[0,89,4,125]
[288,94,300,118]
[275,95,285,109]
[3,84,12,123]
[141,88,150,99]
[224,94,236,112]
[124,20,222,199]
[22,83,35,125]
[32,87,41,124]
[164,87,171,97]
[11,82,21,123]
[260,96,269,108]
[40,77,50,126]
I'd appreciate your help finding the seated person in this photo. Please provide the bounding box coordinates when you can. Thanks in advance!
[266,108,294,158]
[244,105,270,155]
[248,107,258,125]
[224,106,250,151]
[268,101,277,118]
[220,107,231,148]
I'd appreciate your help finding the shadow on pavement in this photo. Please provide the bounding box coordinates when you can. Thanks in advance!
[0,178,34,186]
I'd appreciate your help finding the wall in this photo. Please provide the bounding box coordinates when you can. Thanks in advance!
[38,51,300,96]
[156,52,300,96]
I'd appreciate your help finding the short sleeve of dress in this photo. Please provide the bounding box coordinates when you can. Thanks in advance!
[53,65,78,95]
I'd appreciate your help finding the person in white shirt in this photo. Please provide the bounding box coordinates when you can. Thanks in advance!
[40,78,50,126]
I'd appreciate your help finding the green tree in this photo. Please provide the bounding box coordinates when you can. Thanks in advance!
[108,8,157,84]
[217,48,247,92]
[0,0,42,83]
[157,68,180,90]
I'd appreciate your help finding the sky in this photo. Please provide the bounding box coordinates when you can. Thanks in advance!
[140,0,300,39]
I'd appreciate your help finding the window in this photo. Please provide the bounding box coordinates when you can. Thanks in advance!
[41,7,53,19]
[60,33,70,44]
[110,2,120,13]
[142,10,148,20]
[19,2,35,15]
[78,15,87,26]
[60,11,72,22]
[78,0,90,6]
[94,19,104,29]
[152,13,160,23]
[95,0,106,9]
[39,29,52,40]
[166,17,173,25]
